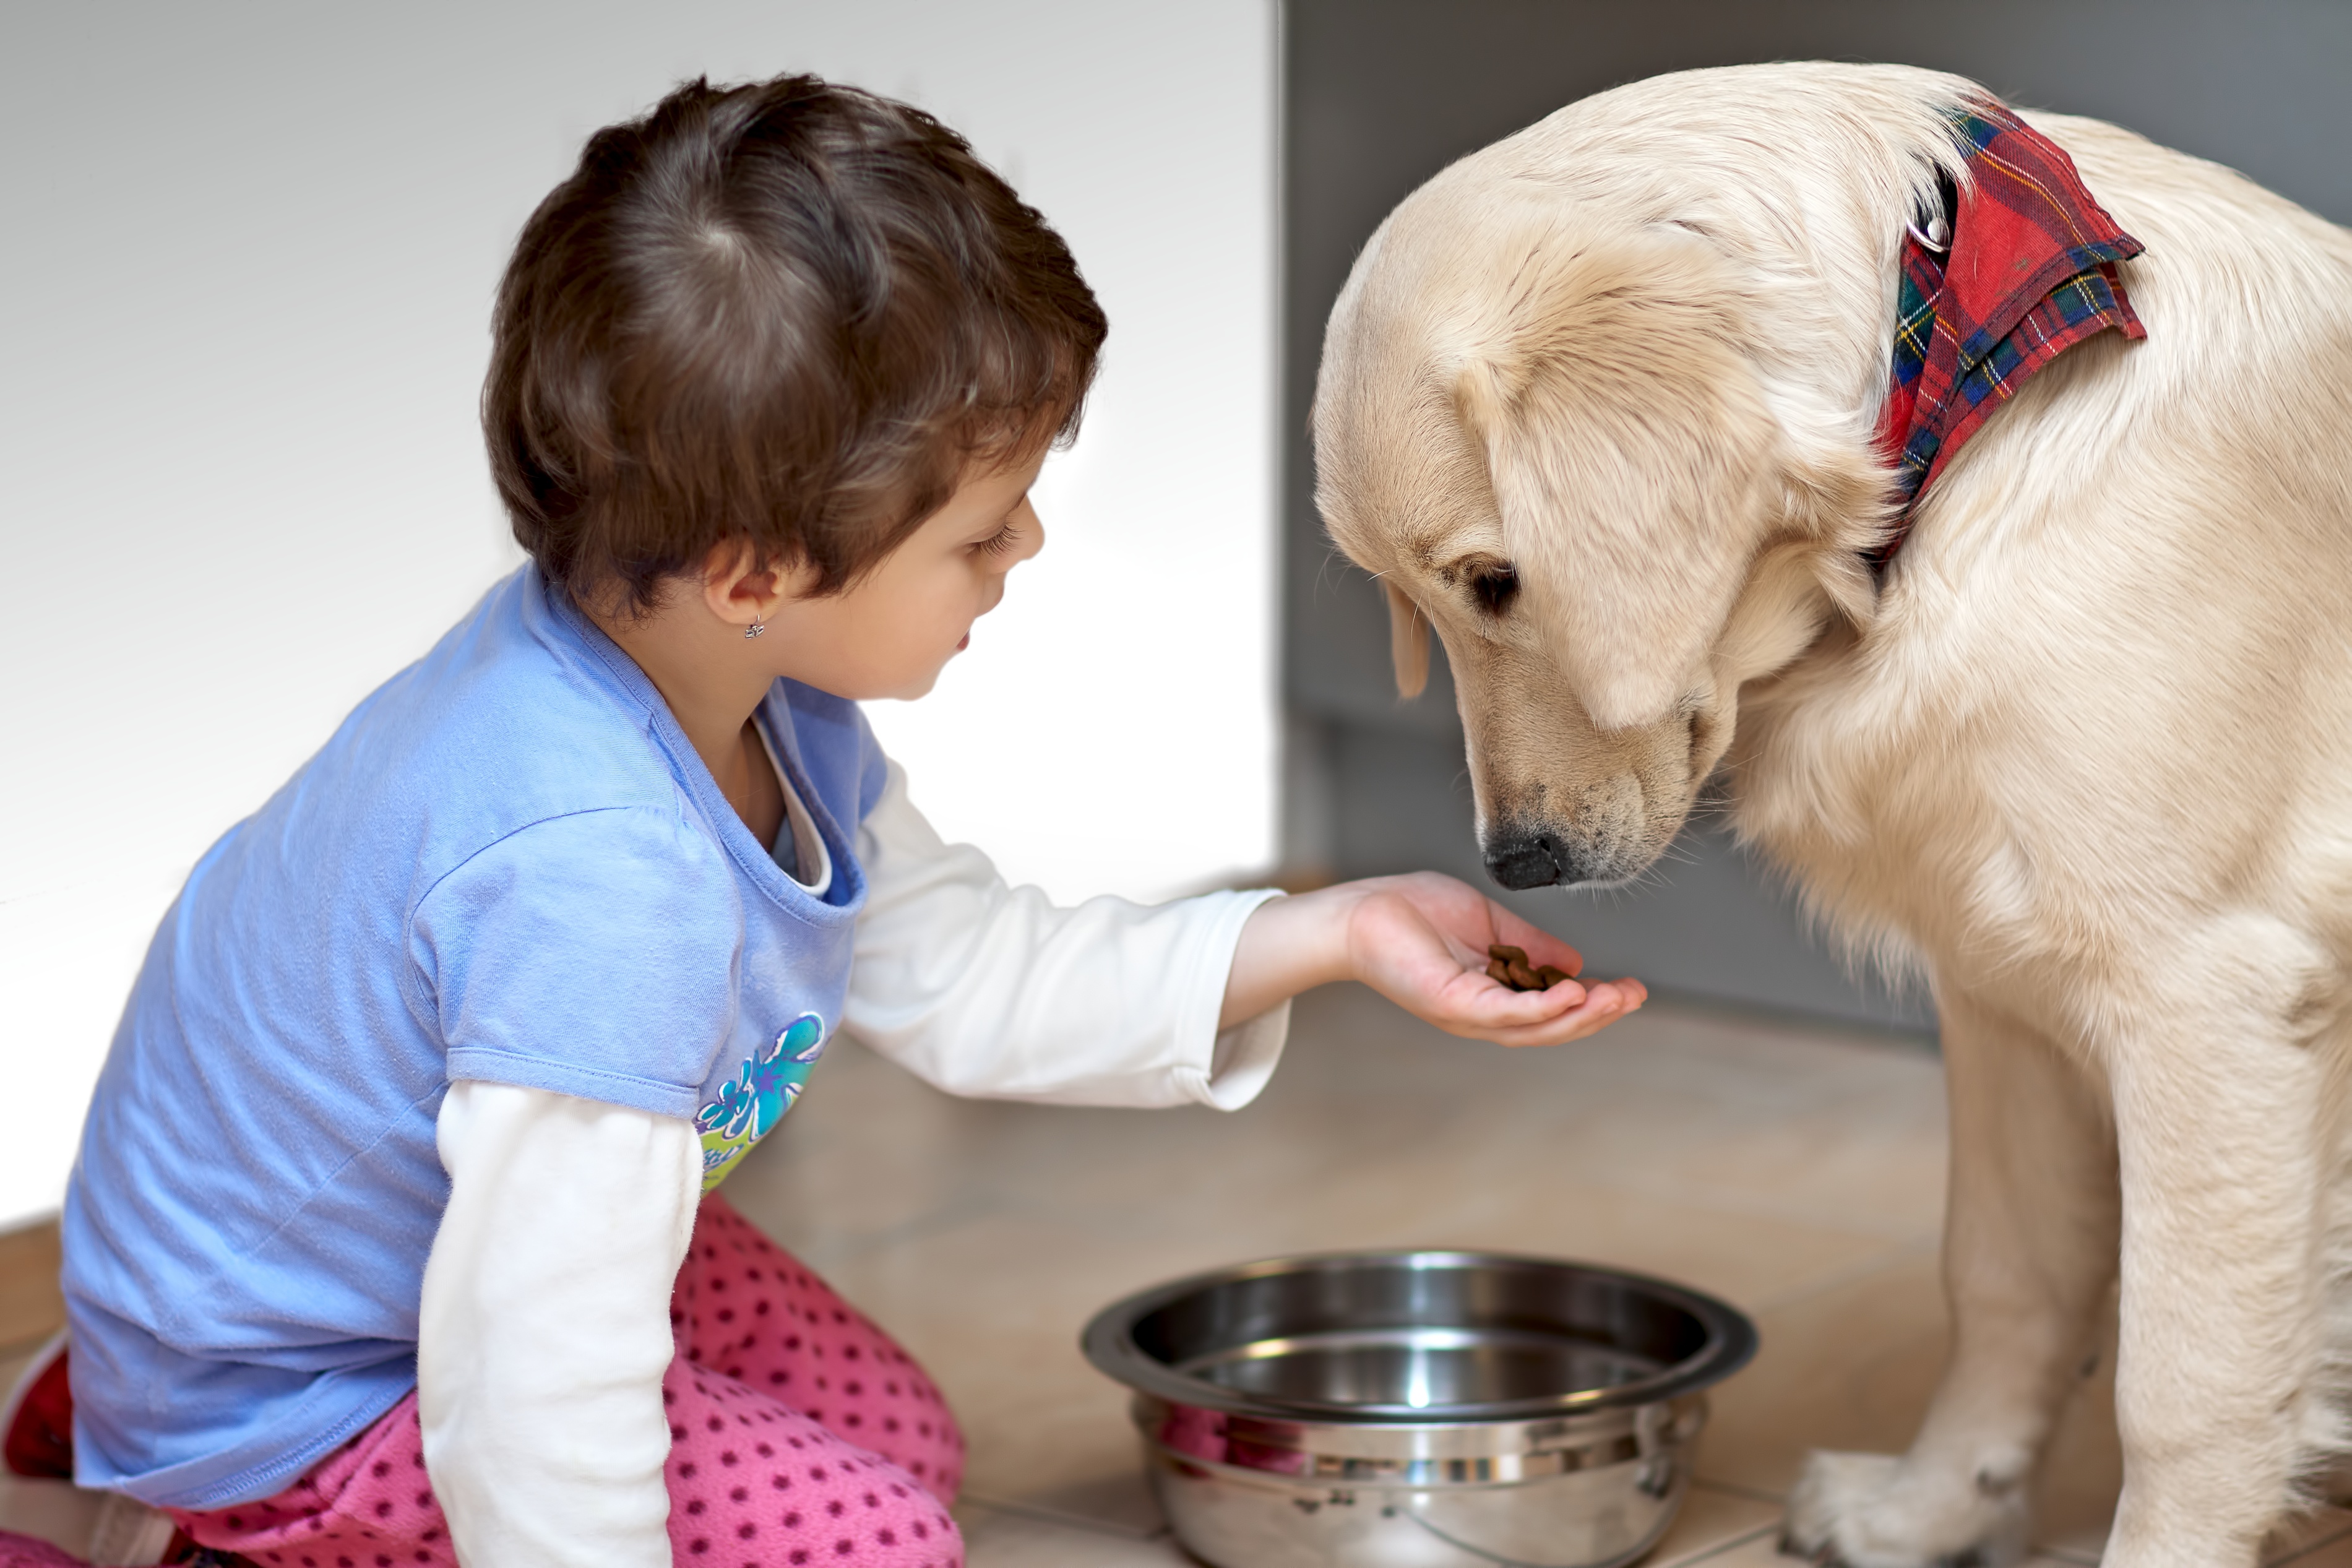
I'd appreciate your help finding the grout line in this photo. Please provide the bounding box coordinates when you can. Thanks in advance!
[2032,1540,2104,1567]
[957,1493,1163,1542]
[1658,1521,1781,1567]
[2270,1520,2352,1567]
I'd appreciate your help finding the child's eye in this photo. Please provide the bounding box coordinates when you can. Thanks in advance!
[975,518,1024,558]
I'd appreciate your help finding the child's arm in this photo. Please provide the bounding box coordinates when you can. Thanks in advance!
[845,762,1283,1108]
[1220,871,1641,1045]
[842,764,1639,1111]
[418,1080,701,1568]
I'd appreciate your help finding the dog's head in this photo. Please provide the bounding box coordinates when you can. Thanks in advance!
[1315,192,1882,889]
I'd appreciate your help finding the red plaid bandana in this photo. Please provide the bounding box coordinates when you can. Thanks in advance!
[1871,100,2146,568]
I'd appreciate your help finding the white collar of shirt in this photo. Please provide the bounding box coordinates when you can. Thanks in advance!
[752,722,834,898]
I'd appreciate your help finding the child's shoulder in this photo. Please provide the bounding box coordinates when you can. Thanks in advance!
[270,569,699,895]
[394,567,679,802]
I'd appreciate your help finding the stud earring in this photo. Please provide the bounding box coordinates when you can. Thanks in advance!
[745,618,766,639]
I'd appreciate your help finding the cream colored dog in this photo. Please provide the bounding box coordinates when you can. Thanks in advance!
[1312,61,2352,1568]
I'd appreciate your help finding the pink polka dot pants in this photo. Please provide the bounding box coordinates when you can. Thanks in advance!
[167,1193,964,1567]
[670,1195,963,1499]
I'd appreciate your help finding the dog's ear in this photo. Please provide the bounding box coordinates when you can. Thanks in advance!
[1385,582,1431,699]
[1454,228,1781,730]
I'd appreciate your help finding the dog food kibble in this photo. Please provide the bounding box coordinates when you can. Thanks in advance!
[1486,944,1575,991]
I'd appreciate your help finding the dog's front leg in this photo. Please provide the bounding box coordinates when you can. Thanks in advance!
[1787,987,2119,1568]
[2098,1006,2327,1567]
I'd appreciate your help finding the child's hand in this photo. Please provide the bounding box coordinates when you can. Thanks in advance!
[1343,872,1646,1045]
[1221,872,1646,1046]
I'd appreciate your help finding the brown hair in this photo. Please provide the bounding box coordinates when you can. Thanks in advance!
[485,73,1106,614]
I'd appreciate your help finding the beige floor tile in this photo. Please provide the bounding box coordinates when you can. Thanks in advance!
[1695,1249,2121,1546]
[734,986,1951,1272]
[712,987,1986,1550]
[25,967,2352,1568]
[1174,988,1950,1253]
[2266,1508,2352,1567]
[957,1499,1184,1566]
[2271,1511,2352,1566]
[1438,1002,1950,1247]
[960,1485,1161,1542]
[0,1473,103,1563]
[1694,1536,2084,1568]
[751,1167,1915,1515]
[1648,1483,1785,1566]
[774,1211,1210,1515]
[2036,1544,2103,1568]
[958,1481,1780,1568]
[725,988,1957,1526]
[1653,1526,1796,1567]
[1678,1249,1945,1502]
[0,1222,63,1358]
[2041,1505,2352,1568]
[717,1040,989,1267]
[964,1474,1165,1541]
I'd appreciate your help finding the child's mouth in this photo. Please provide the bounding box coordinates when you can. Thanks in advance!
[957,633,970,651]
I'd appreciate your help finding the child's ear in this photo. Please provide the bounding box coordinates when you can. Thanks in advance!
[702,544,801,631]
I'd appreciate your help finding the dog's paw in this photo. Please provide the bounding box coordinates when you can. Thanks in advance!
[1781,1449,2032,1568]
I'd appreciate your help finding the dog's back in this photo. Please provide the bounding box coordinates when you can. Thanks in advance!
[1738,100,2352,1012]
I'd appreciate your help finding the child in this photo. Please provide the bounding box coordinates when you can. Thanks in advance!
[26,74,1642,1568]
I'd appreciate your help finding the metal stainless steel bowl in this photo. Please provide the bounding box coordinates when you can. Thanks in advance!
[1080,1250,1757,1568]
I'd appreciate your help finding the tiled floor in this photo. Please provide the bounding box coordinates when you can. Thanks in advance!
[713,983,2340,1568]
[6,986,2351,1566]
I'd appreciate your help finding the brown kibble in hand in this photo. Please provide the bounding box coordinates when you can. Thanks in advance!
[1486,944,1580,993]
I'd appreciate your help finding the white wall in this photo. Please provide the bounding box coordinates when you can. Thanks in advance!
[0,0,1279,1230]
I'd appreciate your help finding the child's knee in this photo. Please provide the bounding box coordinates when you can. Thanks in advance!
[666,1406,960,1567]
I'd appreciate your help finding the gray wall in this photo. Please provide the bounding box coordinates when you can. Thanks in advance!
[1280,0,2352,1032]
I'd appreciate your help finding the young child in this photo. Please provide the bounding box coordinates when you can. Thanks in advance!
[23,74,1642,1568]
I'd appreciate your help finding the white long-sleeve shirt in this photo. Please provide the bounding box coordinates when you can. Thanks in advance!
[416,762,1288,1568]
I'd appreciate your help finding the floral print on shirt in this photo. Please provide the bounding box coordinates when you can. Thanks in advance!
[694,1012,825,1190]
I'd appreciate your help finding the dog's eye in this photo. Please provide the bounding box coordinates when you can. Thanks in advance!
[1470,565,1519,616]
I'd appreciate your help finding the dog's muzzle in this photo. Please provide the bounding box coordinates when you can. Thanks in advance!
[1481,827,1591,890]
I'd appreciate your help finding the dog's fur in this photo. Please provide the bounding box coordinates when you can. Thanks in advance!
[1312,62,2352,1567]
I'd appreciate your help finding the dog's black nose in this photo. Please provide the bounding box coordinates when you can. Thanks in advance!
[1483,831,1568,890]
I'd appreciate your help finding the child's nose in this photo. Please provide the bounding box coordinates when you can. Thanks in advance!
[1009,504,1045,564]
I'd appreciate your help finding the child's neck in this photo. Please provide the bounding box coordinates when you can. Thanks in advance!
[590,601,786,845]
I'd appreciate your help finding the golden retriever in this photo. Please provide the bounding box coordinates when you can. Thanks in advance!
[1311,61,2352,1568]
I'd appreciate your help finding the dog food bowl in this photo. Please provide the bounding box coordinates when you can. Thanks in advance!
[1080,1250,1757,1568]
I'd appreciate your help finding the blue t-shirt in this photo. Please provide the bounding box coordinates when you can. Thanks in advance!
[59,566,888,1509]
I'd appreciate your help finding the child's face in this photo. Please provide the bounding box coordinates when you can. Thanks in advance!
[768,450,1048,701]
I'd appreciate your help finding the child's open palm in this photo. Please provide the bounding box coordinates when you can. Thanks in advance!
[1221,871,1646,1046]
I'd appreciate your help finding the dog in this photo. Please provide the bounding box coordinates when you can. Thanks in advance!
[1311,61,2352,1568]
